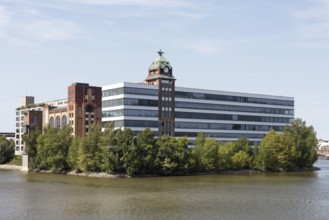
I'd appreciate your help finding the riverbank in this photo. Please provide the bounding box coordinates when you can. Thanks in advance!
[0,164,22,170]
[0,164,320,178]
[2,166,317,178]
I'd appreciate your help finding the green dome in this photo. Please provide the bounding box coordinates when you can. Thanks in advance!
[149,51,172,71]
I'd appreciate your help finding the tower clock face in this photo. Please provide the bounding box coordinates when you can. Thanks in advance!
[164,66,169,74]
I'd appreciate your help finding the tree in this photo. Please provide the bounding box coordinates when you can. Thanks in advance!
[100,122,116,173]
[231,151,251,170]
[134,128,157,174]
[256,129,292,171]
[188,132,206,172]
[78,123,105,172]
[175,137,190,173]
[283,118,318,169]
[68,136,81,171]
[23,127,42,168]
[155,136,181,175]
[37,126,72,170]
[200,138,218,171]
[218,142,235,170]
[234,137,252,155]
[0,137,14,164]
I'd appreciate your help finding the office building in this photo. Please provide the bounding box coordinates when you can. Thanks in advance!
[102,51,294,143]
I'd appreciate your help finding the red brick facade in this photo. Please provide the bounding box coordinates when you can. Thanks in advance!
[67,83,102,137]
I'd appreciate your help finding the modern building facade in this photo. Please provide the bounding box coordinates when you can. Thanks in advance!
[14,83,102,155]
[102,52,295,143]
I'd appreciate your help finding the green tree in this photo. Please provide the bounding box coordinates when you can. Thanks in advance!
[234,137,252,155]
[68,136,81,170]
[175,137,190,173]
[188,132,206,172]
[23,127,42,168]
[135,128,157,174]
[0,137,14,164]
[231,151,251,170]
[100,122,116,173]
[37,126,72,170]
[78,123,105,172]
[256,129,292,171]
[218,142,236,170]
[104,128,134,174]
[200,138,218,171]
[155,136,180,175]
[283,118,318,169]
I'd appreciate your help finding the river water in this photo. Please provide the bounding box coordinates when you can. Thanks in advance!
[1,160,329,220]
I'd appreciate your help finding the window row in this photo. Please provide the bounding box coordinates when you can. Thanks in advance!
[176,112,293,123]
[175,132,265,139]
[102,120,284,132]
[102,109,158,118]
[102,109,293,124]
[103,87,158,97]
[102,87,293,107]
[175,91,294,106]
[103,98,294,115]
[49,115,67,128]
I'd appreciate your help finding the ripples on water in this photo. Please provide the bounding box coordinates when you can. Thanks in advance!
[1,160,329,220]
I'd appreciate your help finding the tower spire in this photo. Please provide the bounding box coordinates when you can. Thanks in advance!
[157,49,164,56]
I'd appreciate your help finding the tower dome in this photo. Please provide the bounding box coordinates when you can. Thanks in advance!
[149,50,172,71]
[145,50,175,83]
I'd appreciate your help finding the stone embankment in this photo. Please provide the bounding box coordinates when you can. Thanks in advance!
[67,171,128,178]
[0,164,22,170]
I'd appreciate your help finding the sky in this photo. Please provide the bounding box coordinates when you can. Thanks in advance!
[0,0,328,139]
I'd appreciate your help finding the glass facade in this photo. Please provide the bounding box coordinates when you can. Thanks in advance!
[103,98,293,115]
[102,83,294,142]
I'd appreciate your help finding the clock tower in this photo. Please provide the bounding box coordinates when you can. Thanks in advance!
[145,50,176,136]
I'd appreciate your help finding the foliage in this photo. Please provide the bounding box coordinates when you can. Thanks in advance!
[283,118,318,169]
[200,138,218,171]
[231,151,251,170]
[7,155,22,165]
[134,128,157,174]
[18,118,318,174]
[256,129,291,171]
[23,127,42,168]
[78,123,105,172]
[0,137,15,164]
[256,119,318,171]
[37,126,72,170]
[68,136,81,171]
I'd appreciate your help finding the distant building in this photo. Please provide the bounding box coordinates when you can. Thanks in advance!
[0,132,15,141]
[102,51,295,144]
[14,83,102,155]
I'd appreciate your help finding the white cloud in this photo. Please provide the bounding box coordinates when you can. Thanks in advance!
[0,5,80,44]
[23,19,79,41]
[293,0,329,39]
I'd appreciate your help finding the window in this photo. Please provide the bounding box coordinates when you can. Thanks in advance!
[62,115,67,127]
[86,105,94,113]
[56,116,60,128]
[50,116,54,128]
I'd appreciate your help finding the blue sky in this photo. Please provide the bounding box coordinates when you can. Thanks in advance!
[0,0,328,139]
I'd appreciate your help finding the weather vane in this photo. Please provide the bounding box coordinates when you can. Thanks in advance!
[158,49,164,56]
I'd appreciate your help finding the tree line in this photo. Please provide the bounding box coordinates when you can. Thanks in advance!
[0,136,14,164]
[21,118,318,175]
